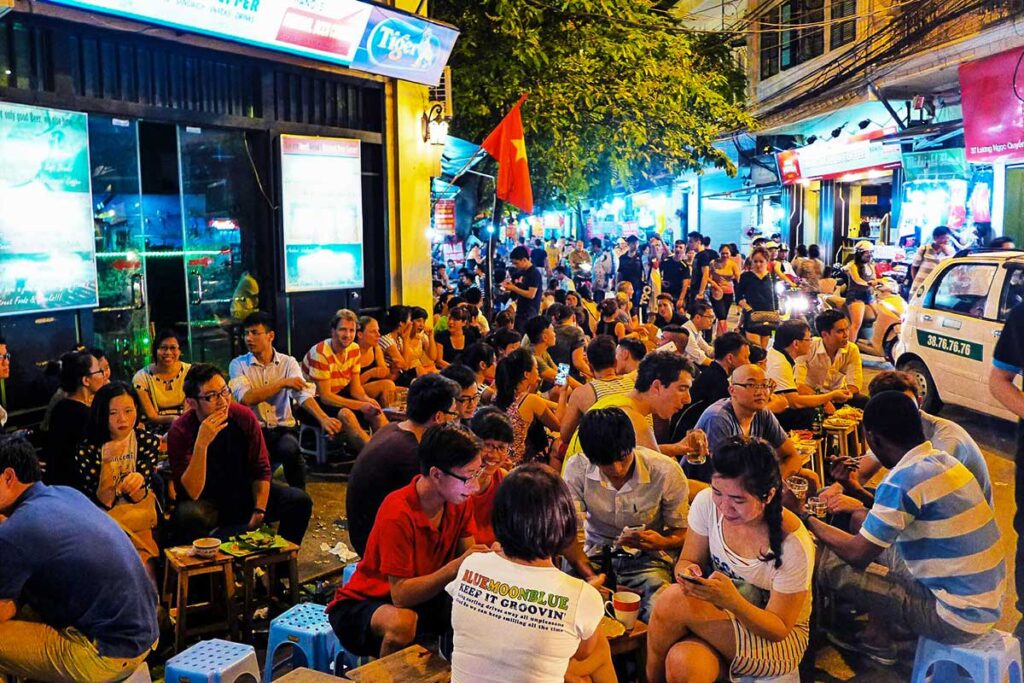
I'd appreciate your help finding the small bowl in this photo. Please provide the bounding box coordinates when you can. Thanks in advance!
[192,537,220,557]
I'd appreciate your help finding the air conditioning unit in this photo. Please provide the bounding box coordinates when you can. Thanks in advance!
[428,66,453,119]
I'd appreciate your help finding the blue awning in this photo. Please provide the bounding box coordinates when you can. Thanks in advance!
[441,136,487,178]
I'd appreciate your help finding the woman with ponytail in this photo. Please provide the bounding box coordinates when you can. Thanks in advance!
[646,436,814,683]
[493,348,566,468]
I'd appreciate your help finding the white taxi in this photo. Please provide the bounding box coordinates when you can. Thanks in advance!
[893,248,1024,421]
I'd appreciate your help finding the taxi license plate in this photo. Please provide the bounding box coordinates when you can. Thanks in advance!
[916,330,982,361]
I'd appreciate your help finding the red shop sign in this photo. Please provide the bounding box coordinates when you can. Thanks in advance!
[960,47,1024,163]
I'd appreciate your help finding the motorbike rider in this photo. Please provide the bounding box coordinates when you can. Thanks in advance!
[844,241,880,344]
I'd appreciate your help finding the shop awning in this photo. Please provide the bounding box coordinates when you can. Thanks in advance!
[441,136,487,178]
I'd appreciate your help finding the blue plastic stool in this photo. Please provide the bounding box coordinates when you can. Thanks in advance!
[264,603,339,681]
[332,562,375,675]
[911,630,1023,683]
[164,639,261,683]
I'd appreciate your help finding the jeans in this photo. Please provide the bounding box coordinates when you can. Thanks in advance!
[0,611,153,683]
[263,427,306,489]
[570,551,674,623]
[171,481,313,545]
[1015,422,1024,615]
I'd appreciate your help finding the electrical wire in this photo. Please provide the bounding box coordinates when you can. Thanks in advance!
[244,133,278,212]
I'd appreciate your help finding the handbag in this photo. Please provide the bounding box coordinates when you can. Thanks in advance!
[748,310,781,326]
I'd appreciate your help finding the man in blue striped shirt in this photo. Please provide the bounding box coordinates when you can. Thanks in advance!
[807,392,1004,662]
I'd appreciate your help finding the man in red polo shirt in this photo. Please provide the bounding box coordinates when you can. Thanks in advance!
[327,423,489,657]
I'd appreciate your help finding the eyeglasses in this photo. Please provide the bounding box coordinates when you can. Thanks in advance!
[732,381,776,393]
[158,345,180,352]
[441,467,483,484]
[0,353,10,361]
[197,388,231,402]
[455,395,479,405]
[86,368,106,377]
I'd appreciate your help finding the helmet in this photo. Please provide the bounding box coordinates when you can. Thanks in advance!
[764,240,780,249]
[854,240,874,253]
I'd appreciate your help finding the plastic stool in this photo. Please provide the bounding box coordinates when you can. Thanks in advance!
[739,670,799,683]
[164,639,261,683]
[264,603,339,681]
[911,630,1023,683]
[333,562,375,674]
[299,423,329,465]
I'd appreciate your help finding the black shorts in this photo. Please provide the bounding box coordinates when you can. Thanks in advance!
[711,293,733,321]
[328,593,453,657]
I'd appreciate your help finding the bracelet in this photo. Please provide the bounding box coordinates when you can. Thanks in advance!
[253,507,266,515]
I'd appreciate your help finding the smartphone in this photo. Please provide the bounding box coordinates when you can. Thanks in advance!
[677,573,704,584]
[555,363,571,387]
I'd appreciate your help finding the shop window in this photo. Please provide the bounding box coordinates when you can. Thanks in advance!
[1000,267,1024,322]
[830,0,857,49]
[928,263,997,319]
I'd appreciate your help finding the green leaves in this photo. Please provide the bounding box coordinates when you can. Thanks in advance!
[433,0,752,207]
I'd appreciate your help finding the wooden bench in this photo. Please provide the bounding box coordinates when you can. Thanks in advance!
[344,644,451,682]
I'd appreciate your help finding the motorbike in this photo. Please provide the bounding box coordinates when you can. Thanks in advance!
[777,280,821,330]
[821,277,905,361]
[572,261,594,292]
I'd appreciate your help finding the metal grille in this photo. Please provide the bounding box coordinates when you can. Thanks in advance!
[272,69,383,132]
[0,19,53,92]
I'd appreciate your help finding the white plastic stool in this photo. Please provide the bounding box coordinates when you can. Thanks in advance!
[739,670,799,683]
[911,630,1023,683]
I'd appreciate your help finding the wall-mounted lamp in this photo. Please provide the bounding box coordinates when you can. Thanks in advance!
[422,103,449,146]
[830,124,846,138]
[806,135,818,145]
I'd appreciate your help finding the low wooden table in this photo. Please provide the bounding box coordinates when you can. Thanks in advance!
[823,422,861,463]
[609,620,648,683]
[235,541,301,641]
[276,668,340,681]
[344,644,450,682]
[162,546,238,653]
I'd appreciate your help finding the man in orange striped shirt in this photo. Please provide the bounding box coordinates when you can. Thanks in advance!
[302,309,386,451]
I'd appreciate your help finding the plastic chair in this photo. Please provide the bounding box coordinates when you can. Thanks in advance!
[739,670,799,683]
[164,639,260,683]
[911,630,1023,683]
[264,603,339,681]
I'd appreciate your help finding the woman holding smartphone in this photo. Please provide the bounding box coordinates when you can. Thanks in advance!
[646,436,814,683]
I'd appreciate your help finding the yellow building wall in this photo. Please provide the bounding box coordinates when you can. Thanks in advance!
[386,0,442,313]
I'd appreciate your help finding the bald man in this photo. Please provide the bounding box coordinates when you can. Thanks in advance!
[693,364,805,482]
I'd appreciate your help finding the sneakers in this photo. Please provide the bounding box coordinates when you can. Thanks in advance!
[826,629,898,666]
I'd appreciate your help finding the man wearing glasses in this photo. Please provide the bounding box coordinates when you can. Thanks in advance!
[328,423,490,658]
[681,301,715,367]
[694,364,805,483]
[440,364,481,426]
[346,374,461,555]
[167,364,312,545]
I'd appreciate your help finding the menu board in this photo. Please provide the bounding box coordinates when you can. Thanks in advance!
[280,134,364,292]
[0,102,97,316]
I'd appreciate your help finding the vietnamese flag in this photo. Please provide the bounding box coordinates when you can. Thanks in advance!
[481,94,534,214]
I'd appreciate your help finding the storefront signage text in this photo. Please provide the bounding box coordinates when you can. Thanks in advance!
[901,149,968,182]
[960,48,1024,164]
[776,134,902,185]
[45,0,458,86]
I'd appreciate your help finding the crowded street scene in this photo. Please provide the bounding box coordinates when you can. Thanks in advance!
[3,0,1024,682]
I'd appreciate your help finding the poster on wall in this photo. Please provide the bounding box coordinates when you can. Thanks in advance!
[280,134,364,292]
[0,102,97,316]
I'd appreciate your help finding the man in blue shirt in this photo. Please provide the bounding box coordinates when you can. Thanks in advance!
[0,436,158,681]
[229,312,342,489]
[809,392,1004,663]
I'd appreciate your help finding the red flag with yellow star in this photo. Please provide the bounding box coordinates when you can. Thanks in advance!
[481,94,533,214]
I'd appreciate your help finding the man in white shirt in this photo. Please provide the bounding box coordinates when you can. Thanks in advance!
[796,310,866,406]
[681,301,715,367]
[229,312,342,489]
[563,407,689,621]
[768,319,851,429]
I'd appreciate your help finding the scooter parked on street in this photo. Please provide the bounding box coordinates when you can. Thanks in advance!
[821,277,905,361]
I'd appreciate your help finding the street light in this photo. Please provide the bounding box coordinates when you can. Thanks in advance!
[422,103,449,146]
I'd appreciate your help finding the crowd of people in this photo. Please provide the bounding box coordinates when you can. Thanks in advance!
[0,225,1013,683]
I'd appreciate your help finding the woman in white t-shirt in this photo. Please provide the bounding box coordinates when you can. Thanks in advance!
[446,464,616,683]
[647,436,814,683]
